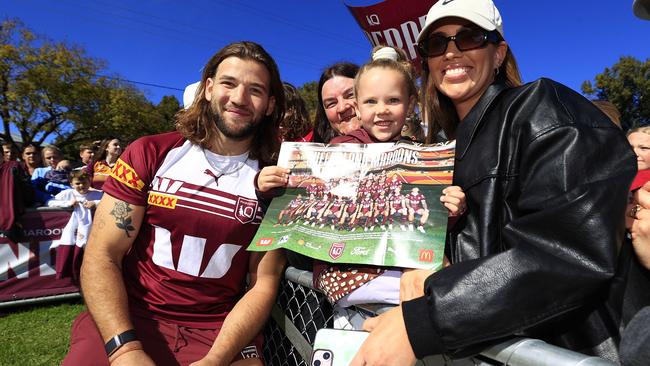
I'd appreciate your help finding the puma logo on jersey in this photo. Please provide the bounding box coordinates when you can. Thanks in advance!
[148,192,177,209]
[111,159,145,190]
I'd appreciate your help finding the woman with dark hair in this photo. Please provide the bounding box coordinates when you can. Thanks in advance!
[352,0,636,364]
[312,62,361,143]
[88,137,122,190]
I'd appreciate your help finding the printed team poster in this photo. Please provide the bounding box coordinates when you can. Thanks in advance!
[248,141,454,270]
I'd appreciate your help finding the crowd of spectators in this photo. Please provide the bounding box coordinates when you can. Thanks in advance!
[1,139,117,209]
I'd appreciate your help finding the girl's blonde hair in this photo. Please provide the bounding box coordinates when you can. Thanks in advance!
[627,126,650,136]
[354,45,419,106]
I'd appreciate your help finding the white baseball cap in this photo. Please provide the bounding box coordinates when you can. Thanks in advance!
[634,0,650,19]
[417,0,504,43]
[183,81,200,110]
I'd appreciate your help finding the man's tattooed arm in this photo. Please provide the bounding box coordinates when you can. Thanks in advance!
[109,201,136,238]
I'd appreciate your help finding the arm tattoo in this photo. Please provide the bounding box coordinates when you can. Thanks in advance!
[109,201,136,238]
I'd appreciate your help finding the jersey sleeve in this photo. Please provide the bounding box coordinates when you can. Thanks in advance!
[102,132,185,206]
[102,138,154,206]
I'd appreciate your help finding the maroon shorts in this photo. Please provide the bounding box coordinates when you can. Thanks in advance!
[62,311,263,366]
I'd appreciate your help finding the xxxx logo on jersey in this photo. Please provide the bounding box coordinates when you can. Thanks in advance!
[111,159,145,191]
[148,192,177,209]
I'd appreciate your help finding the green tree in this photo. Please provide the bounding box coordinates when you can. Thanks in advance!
[298,81,319,121]
[0,19,178,156]
[582,56,650,130]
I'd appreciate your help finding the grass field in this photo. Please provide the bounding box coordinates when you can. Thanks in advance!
[0,299,85,366]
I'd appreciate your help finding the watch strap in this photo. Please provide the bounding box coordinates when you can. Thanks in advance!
[105,329,138,357]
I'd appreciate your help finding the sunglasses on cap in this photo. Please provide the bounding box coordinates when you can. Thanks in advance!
[417,27,500,58]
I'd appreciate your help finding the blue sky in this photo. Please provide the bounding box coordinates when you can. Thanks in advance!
[2,0,649,105]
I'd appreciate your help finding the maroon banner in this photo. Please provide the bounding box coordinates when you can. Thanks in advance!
[0,209,80,302]
[346,0,437,73]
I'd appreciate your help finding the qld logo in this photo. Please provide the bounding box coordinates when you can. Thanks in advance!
[329,242,346,260]
[235,197,258,224]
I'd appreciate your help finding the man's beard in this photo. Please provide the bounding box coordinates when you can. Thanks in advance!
[211,100,263,141]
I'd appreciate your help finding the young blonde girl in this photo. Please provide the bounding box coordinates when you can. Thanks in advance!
[330,46,416,144]
[257,46,466,329]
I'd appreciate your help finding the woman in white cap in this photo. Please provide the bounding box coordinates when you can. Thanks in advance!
[351,0,637,364]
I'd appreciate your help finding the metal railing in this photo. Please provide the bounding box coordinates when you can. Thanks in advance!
[262,267,617,366]
[0,265,618,365]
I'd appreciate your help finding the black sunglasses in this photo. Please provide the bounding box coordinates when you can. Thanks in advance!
[417,27,500,58]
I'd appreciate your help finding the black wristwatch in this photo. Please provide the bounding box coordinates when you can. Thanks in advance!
[105,329,138,357]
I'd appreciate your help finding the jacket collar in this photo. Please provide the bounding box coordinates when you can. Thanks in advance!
[456,82,508,160]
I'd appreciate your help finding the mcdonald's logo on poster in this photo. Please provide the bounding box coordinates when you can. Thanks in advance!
[419,249,434,262]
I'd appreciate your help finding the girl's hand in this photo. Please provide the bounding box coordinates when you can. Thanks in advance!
[257,166,290,192]
[440,185,466,216]
[83,201,96,209]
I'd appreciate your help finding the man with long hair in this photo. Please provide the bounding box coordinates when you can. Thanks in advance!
[63,41,286,366]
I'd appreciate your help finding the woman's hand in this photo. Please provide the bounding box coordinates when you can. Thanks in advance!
[350,306,417,366]
[256,166,289,192]
[440,186,466,216]
[400,269,434,302]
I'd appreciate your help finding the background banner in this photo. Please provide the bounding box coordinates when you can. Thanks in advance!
[249,141,454,270]
[345,0,438,72]
[0,209,80,302]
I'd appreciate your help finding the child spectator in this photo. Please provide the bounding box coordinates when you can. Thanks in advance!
[31,145,63,204]
[44,159,73,195]
[71,143,95,170]
[47,170,102,209]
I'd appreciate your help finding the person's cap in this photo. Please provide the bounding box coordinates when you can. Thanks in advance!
[634,0,650,20]
[183,81,200,110]
[417,0,504,43]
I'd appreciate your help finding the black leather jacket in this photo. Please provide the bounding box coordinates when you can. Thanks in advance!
[403,79,637,361]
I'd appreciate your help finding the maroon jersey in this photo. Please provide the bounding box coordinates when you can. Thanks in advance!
[407,192,426,211]
[360,197,373,214]
[313,200,328,211]
[102,132,263,328]
[389,178,402,192]
[288,197,303,209]
[329,199,344,213]
[374,196,388,215]
[391,194,405,210]
[306,183,318,196]
[345,199,358,214]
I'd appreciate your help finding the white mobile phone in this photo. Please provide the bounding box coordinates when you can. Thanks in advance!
[311,328,369,366]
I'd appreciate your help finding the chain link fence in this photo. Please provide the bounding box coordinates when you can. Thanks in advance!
[262,267,617,366]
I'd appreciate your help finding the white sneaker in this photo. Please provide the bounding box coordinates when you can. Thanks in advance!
[417,226,425,233]
[409,224,414,231]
